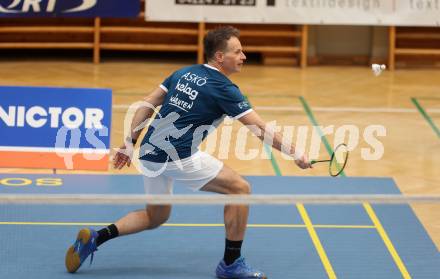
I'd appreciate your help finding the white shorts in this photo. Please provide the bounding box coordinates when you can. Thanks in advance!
[140,151,224,195]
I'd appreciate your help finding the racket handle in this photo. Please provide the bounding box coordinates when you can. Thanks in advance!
[311,160,317,164]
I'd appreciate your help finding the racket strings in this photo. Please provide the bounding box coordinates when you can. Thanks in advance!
[329,144,349,176]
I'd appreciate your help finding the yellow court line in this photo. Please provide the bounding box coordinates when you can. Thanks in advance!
[314,224,375,229]
[0,221,375,229]
[363,203,411,279]
[297,204,337,279]
[165,224,307,228]
[0,222,111,226]
[248,224,304,228]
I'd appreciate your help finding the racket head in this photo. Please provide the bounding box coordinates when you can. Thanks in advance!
[329,143,349,177]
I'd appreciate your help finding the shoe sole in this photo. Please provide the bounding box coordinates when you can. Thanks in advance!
[65,228,92,273]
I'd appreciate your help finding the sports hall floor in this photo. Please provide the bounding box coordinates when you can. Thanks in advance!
[0,58,439,278]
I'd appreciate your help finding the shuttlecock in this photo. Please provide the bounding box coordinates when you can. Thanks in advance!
[372,64,386,76]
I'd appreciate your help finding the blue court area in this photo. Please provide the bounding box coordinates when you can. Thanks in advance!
[1,174,439,278]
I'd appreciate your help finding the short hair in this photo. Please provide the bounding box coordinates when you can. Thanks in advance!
[203,26,240,62]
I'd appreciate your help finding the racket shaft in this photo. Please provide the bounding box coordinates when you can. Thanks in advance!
[311,159,331,164]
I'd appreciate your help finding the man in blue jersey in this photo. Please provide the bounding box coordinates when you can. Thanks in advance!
[66,26,311,279]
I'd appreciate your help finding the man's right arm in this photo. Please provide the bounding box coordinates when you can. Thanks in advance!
[129,86,167,143]
[113,86,166,169]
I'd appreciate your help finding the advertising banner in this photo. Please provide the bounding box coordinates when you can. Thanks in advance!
[0,0,139,18]
[0,86,112,170]
[146,0,440,27]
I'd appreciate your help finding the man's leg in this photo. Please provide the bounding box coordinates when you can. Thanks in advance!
[93,205,172,253]
[114,205,171,235]
[200,165,266,278]
[200,165,250,241]
[93,170,173,246]
[96,172,173,245]
[201,165,250,265]
[65,205,172,273]
[65,172,172,273]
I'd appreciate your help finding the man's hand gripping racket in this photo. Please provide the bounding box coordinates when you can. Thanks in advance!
[310,143,349,177]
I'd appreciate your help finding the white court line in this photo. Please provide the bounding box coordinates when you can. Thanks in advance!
[1,194,440,205]
[113,104,440,114]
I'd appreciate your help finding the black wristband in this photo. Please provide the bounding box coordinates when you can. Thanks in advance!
[126,137,137,145]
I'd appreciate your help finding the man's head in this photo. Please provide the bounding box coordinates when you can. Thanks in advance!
[204,26,246,76]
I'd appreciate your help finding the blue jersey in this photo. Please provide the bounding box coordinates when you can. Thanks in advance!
[139,64,252,162]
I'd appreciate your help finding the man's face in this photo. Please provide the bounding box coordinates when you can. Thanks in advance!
[219,37,246,75]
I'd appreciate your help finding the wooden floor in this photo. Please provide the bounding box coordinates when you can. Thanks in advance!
[0,60,439,249]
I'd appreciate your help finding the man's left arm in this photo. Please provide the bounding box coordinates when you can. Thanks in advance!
[238,110,311,169]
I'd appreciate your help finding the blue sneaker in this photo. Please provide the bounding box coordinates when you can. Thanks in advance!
[216,257,267,279]
[65,228,98,273]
